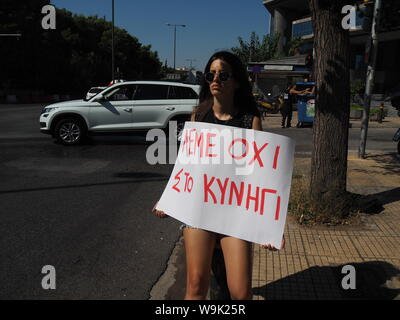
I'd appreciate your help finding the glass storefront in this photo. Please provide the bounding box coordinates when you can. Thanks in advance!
[292,18,313,38]
[291,7,364,39]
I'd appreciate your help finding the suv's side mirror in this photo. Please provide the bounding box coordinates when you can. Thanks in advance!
[93,94,105,102]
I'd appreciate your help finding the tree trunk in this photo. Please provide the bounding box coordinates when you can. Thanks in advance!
[309,0,351,218]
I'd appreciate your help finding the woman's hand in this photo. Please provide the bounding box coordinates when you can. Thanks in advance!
[261,235,285,251]
[152,202,168,218]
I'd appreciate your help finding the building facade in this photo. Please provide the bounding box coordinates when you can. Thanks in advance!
[262,0,400,94]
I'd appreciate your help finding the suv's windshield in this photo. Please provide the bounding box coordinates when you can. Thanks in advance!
[84,88,106,101]
[89,86,132,102]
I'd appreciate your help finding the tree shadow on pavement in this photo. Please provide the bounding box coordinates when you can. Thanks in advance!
[368,153,400,175]
[370,187,400,206]
[253,261,400,300]
[348,152,400,212]
[351,153,400,176]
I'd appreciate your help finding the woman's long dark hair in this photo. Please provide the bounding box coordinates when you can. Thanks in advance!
[193,51,260,121]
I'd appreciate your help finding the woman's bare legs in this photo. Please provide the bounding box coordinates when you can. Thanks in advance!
[183,227,217,300]
[220,237,253,300]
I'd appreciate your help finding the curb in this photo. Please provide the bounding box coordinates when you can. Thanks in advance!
[149,236,222,300]
[149,236,186,300]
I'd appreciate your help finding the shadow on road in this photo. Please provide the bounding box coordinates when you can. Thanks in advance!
[0,173,168,195]
[82,133,179,146]
[113,172,167,179]
[85,135,153,146]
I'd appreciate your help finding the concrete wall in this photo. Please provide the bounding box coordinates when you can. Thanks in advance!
[272,9,289,56]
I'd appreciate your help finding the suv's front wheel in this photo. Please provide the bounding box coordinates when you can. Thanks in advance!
[54,118,87,145]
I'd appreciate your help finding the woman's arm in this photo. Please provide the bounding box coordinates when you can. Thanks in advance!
[304,86,316,95]
[252,115,263,131]
[290,87,305,95]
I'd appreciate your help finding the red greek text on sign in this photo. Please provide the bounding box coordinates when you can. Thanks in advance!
[203,174,281,220]
[172,168,193,193]
[181,129,282,170]
[181,129,217,157]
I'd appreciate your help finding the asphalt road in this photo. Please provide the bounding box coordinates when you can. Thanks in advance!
[0,104,180,299]
[0,104,397,299]
[266,123,398,155]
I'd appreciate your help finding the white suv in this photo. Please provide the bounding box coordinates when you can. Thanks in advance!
[40,81,200,145]
[85,86,107,100]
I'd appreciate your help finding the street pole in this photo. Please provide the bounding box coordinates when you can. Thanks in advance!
[358,0,381,158]
[166,24,186,70]
[186,59,196,69]
[111,0,115,82]
[173,25,176,70]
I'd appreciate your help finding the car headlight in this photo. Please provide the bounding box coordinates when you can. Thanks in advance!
[41,107,58,114]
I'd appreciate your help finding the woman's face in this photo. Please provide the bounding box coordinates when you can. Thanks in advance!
[208,59,238,99]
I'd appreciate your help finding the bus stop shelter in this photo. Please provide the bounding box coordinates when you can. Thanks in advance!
[248,54,312,98]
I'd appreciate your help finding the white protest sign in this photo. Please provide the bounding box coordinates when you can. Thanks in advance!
[156,122,295,248]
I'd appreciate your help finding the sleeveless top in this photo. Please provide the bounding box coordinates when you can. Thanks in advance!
[195,108,255,129]
[283,88,293,105]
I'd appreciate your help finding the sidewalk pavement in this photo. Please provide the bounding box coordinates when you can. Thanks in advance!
[155,114,400,300]
[252,150,400,300]
[251,115,400,299]
[263,111,400,129]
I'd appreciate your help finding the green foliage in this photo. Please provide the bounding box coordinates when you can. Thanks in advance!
[351,103,364,110]
[0,1,162,96]
[231,31,280,65]
[370,107,387,117]
[287,37,304,56]
[350,79,365,96]
[351,104,387,118]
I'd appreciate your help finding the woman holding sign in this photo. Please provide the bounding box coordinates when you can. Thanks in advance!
[153,51,285,300]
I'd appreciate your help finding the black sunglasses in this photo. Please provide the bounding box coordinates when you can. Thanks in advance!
[204,71,232,83]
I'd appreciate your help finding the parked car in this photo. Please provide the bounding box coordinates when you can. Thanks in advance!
[85,86,106,100]
[40,81,200,145]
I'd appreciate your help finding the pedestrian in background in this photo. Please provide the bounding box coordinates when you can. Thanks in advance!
[280,83,304,128]
[153,51,285,300]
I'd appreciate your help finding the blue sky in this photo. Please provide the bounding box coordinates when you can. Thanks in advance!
[51,0,271,71]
